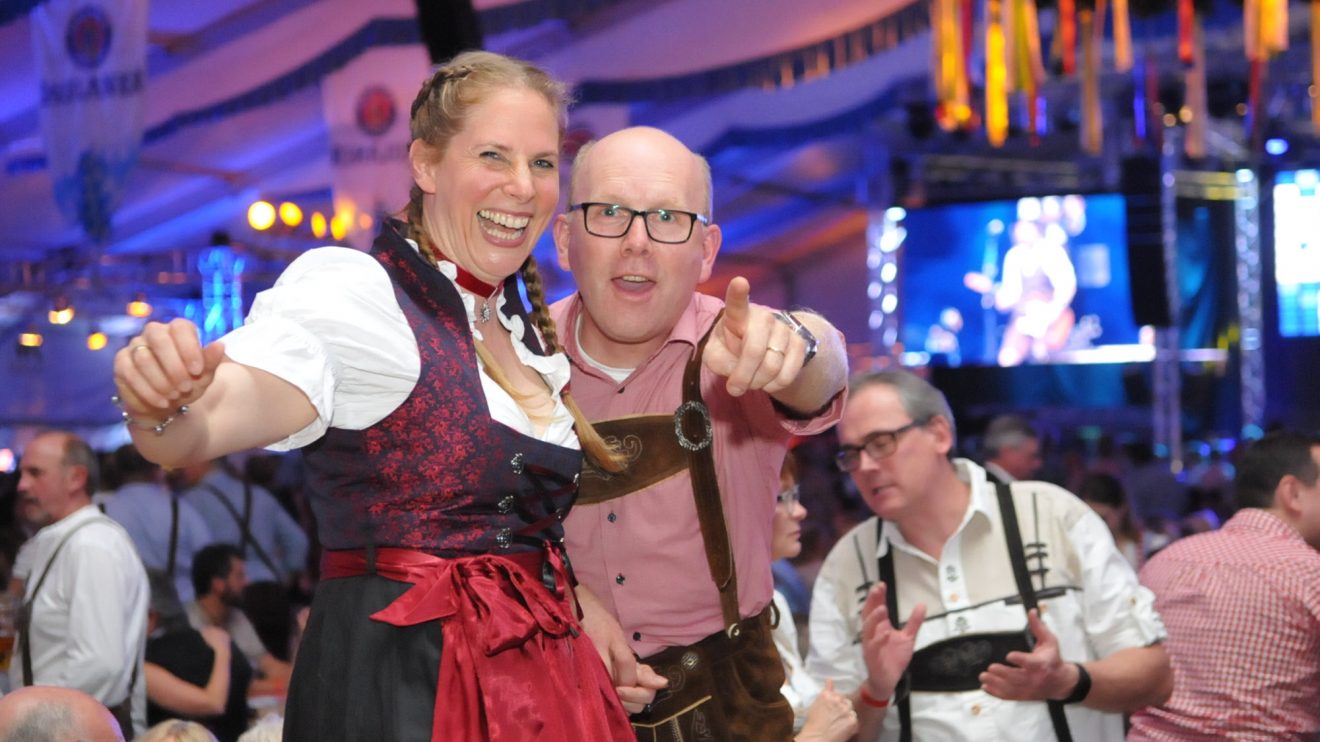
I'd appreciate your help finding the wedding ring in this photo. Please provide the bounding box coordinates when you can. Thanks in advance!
[131,345,150,354]
[767,345,785,355]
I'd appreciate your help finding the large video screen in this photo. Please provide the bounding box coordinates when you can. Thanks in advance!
[899,193,1143,367]
[1273,170,1320,338]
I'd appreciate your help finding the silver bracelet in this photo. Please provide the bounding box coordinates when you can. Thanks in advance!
[110,395,189,436]
[773,310,819,365]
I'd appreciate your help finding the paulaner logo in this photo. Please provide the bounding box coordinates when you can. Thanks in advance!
[355,86,396,137]
[66,5,112,70]
[333,84,407,165]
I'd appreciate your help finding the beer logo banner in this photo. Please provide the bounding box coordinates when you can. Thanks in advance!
[322,46,429,250]
[31,0,149,243]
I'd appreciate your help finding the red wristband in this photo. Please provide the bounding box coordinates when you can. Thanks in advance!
[858,687,890,709]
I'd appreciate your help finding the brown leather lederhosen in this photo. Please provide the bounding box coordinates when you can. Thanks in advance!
[577,315,792,741]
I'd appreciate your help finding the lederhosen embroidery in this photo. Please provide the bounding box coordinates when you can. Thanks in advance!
[876,481,1074,742]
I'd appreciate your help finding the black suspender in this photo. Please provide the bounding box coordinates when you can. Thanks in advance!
[200,481,282,581]
[874,482,1074,742]
[994,481,1073,742]
[166,493,180,580]
[875,522,914,742]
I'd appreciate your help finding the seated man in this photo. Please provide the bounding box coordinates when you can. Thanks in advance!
[186,543,291,696]
[1129,431,1320,740]
[808,370,1171,741]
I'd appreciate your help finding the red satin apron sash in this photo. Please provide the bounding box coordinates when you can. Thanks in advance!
[321,546,578,740]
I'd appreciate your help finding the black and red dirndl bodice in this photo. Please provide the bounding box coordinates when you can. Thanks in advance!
[284,222,632,741]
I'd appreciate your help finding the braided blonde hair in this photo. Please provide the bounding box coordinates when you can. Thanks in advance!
[404,51,623,473]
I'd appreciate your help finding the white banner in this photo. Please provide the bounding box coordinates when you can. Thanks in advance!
[31,0,149,243]
[322,45,430,251]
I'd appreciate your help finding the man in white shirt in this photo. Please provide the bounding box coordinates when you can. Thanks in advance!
[12,431,148,739]
[807,371,1171,741]
[981,414,1043,484]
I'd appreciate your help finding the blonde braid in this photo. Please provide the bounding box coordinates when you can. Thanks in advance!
[519,257,559,352]
[520,258,625,473]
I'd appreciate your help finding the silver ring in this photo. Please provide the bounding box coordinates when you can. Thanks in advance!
[767,345,785,355]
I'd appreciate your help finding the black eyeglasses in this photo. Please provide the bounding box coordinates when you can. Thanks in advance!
[569,202,709,244]
[835,418,932,472]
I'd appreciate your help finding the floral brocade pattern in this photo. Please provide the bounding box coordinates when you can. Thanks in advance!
[302,222,580,556]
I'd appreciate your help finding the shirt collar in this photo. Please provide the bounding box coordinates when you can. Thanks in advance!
[35,503,102,540]
[559,291,708,375]
[876,458,994,559]
[1226,507,1310,544]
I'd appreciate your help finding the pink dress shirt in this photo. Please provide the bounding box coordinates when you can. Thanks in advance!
[551,292,844,657]
[1129,509,1320,741]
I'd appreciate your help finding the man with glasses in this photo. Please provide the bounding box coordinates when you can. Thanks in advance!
[551,126,848,740]
[807,370,1171,741]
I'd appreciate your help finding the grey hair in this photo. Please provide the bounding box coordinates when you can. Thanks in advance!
[848,370,957,452]
[982,414,1038,457]
[2,704,77,742]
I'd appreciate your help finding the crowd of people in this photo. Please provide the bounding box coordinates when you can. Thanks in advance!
[0,49,1316,742]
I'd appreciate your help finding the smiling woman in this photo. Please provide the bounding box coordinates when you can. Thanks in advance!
[110,50,645,742]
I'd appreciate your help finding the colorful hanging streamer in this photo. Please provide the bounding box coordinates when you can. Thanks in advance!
[1313,0,1320,130]
[1185,16,1208,158]
[1112,0,1133,72]
[933,0,973,130]
[987,0,1009,146]
[1080,3,1104,154]
[1059,0,1078,75]
[1177,0,1195,65]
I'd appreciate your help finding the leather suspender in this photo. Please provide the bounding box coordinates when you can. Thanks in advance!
[875,482,1074,742]
[994,482,1073,742]
[681,313,742,635]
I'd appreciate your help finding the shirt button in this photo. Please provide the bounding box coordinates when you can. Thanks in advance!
[632,632,642,641]
[607,512,617,523]
[949,593,960,603]
[616,574,626,585]
[971,703,983,716]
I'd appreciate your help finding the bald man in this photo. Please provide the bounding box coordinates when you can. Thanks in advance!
[552,126,849,739]
[0,685,124,742]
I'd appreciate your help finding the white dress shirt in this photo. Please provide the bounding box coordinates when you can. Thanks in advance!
[807,459,1166,742]
[774,590,823,732]
[11,505,149,736]
[219,244,577,451]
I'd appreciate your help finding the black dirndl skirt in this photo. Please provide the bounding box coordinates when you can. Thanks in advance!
[283,573,442,742]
